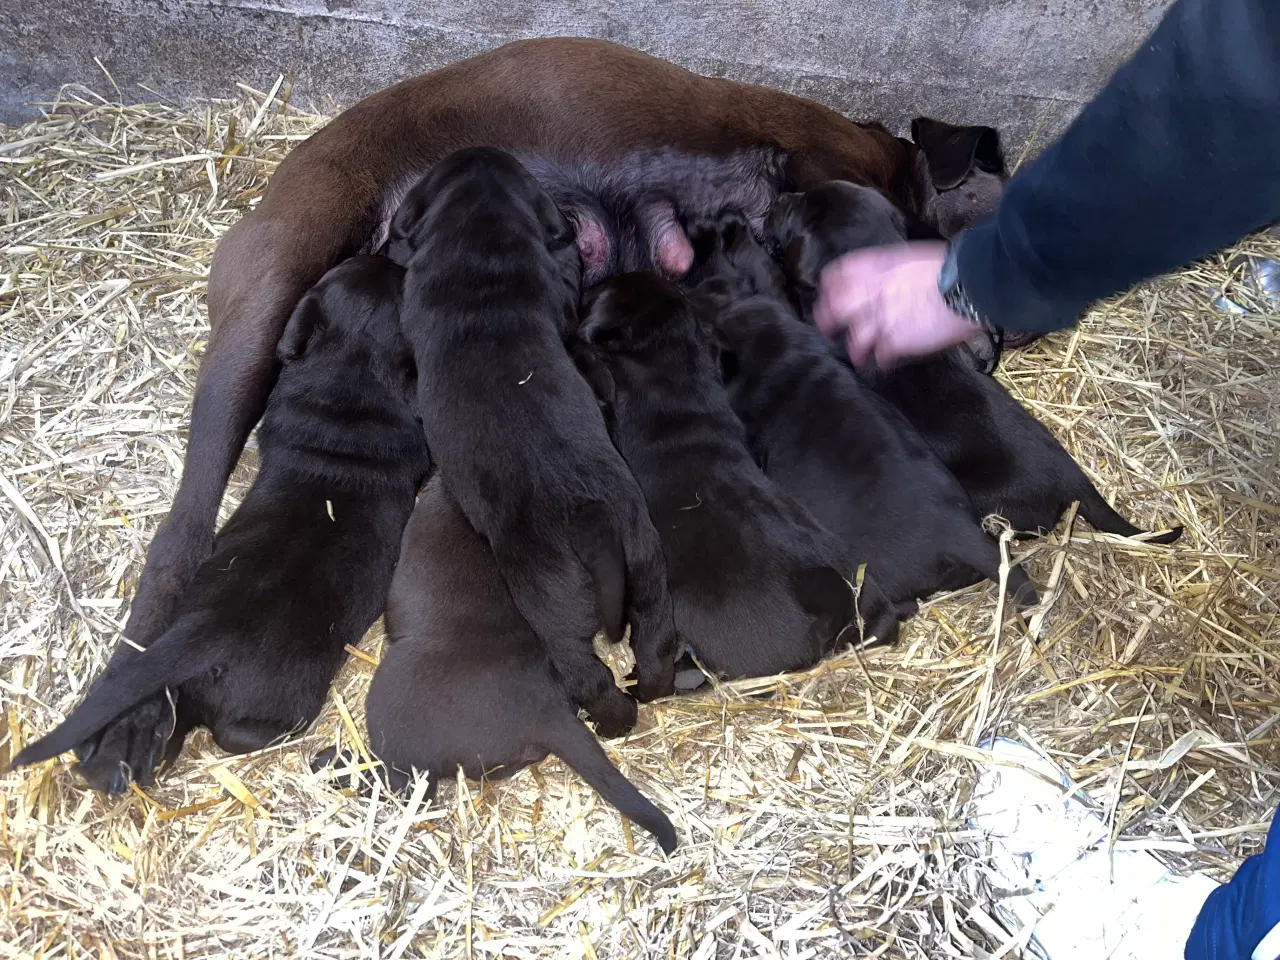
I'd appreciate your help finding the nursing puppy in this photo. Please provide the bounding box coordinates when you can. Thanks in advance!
[362,476,677,854]
[770,182,1183,544]
[12,257,428,790]
[689,215,1037,606]
[577,272,903,682]
[392,147,679,727]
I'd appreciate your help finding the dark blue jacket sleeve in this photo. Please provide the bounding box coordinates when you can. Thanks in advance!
[955,0,1280,335]
[1185,811,1280,960]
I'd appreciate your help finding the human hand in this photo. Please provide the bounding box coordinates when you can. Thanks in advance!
[813,243,976,369]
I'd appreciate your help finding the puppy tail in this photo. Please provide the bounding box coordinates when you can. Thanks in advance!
[9,618,221,770]
[546,712,677,854]
[570,502,628,644]
[1076,487,1183,546]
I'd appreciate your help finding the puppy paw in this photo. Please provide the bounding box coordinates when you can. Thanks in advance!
[312,747,414,796]
[586,692,638,740]
[672,650,709,692]
[72,690,180,793]
[628,659,676,704]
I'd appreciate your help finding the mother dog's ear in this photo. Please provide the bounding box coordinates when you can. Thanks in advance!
[910,117,1006,191]
[278,293,325,364]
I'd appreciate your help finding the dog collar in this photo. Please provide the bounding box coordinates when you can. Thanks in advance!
[939,238,1003,374]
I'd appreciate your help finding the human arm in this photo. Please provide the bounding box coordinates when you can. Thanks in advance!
[817,0,1280,366]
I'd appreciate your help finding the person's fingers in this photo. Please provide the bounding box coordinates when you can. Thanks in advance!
[845,307,879,367]
[812,293,835,334]
[873,336,901,372]
[815,252,879,335]
[816,242,958,369]
[816,244,931,328]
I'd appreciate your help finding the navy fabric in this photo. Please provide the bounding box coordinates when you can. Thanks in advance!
[955,0,1280,334]
[1186,812,1280,960]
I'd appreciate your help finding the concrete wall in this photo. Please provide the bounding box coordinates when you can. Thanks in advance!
[3,0,1173,152]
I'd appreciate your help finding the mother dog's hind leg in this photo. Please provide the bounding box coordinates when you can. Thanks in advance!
[124,215,312,646]
[75,216,320,790]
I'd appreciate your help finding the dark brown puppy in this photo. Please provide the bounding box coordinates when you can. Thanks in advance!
[363,475,677,854]
[577,272,903,683]
[688,215,1037,607]
[769,183,1183,544]
[14,257,428,791]
[766,181,911,317]
[394,147,679,728]
[123,39,1006,685]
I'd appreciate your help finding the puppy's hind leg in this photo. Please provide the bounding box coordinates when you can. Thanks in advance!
[613,499,679,703]
[74,690,186,794]
[89,224,310,789]
[567,502,628,645]
[12,614,223,776]
[491,535,637,740]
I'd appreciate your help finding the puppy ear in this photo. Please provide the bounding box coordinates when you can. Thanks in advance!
[578,290,631,346]
[568,339,617,409]
[530,188,576,251]
[386,178,433,255]
[783,235,823,289]
[278,293,324,364]
[910,117,1006,191]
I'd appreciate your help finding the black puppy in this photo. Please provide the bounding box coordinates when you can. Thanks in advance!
[11,256,428,788]
[389,147,679,729]
[688,215,1037,607]
[769,182,1183,544]
[359,475,677,853]
[576,272,903,683]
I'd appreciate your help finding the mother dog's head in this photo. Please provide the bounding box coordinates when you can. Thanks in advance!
[904,116,1008,239]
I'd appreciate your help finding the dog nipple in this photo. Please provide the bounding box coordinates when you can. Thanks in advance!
[574,215,611,285]
[655,222,694,278]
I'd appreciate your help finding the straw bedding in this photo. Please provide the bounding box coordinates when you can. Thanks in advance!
[1,82,1277,959]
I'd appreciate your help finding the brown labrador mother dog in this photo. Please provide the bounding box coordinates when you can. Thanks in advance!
[99,39,1004,772]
